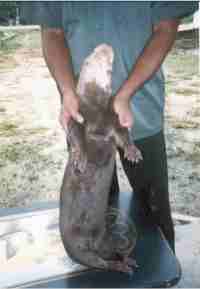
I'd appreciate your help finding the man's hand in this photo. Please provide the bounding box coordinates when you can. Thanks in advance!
[59,92,84,132]
[113,95,133,128]
[112,18,179,129]
[41,28,84,131]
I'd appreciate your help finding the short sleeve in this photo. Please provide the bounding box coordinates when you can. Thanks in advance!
[151,1,199,25]
[19,1,63,28]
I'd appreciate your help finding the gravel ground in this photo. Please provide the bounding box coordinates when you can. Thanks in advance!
[0,29,199,216]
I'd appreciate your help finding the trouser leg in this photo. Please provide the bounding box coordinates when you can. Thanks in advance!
[117,131,175,253]
[108,162,120,209]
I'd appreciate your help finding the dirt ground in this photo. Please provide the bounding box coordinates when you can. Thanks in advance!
[0,29,199,216]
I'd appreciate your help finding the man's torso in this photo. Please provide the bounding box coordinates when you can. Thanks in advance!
[62,2,165,140]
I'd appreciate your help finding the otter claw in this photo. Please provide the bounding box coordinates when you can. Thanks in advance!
[72,148,87,173]
[73,156,87,173]
[78,157,87,172]
[124,144,143,163]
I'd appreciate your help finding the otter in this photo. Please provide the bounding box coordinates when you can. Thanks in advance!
[59,44,142,273]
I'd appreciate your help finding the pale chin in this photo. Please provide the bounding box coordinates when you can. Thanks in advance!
[77,44,114,96]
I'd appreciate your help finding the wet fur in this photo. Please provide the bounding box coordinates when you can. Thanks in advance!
[59,47,142,272]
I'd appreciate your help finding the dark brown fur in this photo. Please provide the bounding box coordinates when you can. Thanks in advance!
[59,81,142,273]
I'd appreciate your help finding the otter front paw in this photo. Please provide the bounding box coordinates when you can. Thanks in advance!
[74,155,87,173]
[124,144,143,163]
[72,148,87,173]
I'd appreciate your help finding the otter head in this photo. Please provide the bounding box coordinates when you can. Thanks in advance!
[77,44,114,106]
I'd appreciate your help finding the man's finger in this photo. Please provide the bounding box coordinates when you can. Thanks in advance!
[59,110,70,133]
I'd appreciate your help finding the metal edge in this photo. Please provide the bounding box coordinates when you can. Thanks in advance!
[0,201,59,220]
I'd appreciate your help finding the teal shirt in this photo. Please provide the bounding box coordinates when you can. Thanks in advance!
[20,1,198,140]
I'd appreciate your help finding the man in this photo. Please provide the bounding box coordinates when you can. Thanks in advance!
[20,2,198,253]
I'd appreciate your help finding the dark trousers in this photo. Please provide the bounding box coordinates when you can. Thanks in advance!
[108,131,175,253]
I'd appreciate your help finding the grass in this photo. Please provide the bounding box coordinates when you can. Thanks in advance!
[0,120,49,137]
[191,107,200,118]
[171,120,199,129]
[0,31,19,70]
[22,127,49,136]
[0,107,6,113]
[173,87,198,96]
[0,141,46,164]
[164,52,199,77]
[0,121,18,136]
[185,143,200,164]
[0,50,18,70]
[0,30,41,71]
[0,144,21,163]
[0,30,41,54]
[19,30,41,50]
[0,31,21,54]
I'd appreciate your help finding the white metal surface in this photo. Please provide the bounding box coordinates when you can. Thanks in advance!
[0,208,86,288]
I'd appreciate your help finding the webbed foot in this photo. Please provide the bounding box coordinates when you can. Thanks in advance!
[107,259,134,274]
